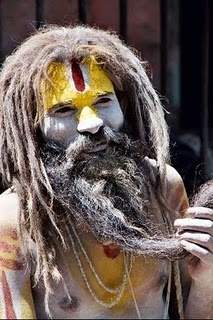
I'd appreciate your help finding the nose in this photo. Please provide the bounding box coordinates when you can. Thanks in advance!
[77,116,103,134]
[77,105,103,134]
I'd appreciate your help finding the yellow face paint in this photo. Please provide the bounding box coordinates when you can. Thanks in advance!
[41,57,115,121]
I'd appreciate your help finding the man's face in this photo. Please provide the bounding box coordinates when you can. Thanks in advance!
[40,57,124,149]
[39,58,184,260]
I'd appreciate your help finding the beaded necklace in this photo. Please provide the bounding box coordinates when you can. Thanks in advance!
[65,223,133,308]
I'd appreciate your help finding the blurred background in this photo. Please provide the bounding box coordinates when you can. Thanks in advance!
[0,0,212,197]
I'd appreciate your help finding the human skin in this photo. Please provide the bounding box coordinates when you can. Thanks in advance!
[0,192,36,319]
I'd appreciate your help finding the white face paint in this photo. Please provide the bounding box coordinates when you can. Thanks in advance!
[40,58,124,149]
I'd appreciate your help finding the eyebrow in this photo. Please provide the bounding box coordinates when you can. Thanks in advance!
[97,92,113,97]
[48,100,73,110]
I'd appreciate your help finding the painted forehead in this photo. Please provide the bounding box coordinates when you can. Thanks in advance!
[41,57,115,110]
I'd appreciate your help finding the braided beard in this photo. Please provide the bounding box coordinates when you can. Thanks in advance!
[42,127,185,260]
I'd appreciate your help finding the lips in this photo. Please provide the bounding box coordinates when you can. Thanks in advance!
[86,140,109,153]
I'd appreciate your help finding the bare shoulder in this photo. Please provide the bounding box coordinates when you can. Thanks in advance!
[0,189,36,318]
[148,158,184,184]
[0,188,29,267]
[164,163,189,216]
[148,159,189,217]
[165,163,185,185]
[0,188,19,227]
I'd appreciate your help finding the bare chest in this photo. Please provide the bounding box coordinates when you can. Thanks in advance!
[32,241,170,319]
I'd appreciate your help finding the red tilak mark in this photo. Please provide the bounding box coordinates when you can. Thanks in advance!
[2,270,17,319]
[71,60,85,91]
[103,243,120,259]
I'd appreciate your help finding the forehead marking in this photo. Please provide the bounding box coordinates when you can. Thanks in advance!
[71,60,85,92]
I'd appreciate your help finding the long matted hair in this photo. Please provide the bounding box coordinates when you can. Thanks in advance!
[0,24,174,313]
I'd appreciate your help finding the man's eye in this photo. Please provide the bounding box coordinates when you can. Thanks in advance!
[54,105,75,114]
[94,97,111,105]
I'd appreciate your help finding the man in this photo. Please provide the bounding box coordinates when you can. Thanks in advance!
[0,25,212,319]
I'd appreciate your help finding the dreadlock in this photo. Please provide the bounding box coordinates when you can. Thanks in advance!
[0,24,172,315]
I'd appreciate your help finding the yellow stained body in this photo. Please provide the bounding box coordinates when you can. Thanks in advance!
[0,227,36,319]
[42,57,115,121]
[21,280,36,318]
[64,237,162,316]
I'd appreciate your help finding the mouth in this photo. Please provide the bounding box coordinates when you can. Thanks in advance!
[86,140,109,153]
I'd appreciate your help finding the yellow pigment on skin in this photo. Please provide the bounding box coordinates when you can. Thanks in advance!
[41,57,115,121]
[0,301,2,319]
[66,238,161,314]
[21,279,36,319]
[0,233,21,271]
[78,105,98,121]
[0,229,35,319]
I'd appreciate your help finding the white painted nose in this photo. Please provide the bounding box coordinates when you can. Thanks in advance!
[77,117,103,134]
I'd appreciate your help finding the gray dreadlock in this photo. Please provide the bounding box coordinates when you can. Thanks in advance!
[0,24,175,315]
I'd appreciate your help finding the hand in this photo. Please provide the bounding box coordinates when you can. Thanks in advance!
[174,207,213,282]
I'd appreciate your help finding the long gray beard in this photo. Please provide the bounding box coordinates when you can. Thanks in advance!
[42,127,185,260]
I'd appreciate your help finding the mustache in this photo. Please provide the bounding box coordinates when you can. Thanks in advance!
[43,126,147,171]
[65,126,131,156]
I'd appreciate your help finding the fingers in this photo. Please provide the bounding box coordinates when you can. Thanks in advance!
[179,239,213,263]
[174,218,213,234]
[174,206,213,263]
[176,231,213,253]
[185,206,213,219]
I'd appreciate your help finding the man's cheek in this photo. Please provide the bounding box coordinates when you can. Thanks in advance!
[100,105,124,131]
[41,117,78,149]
